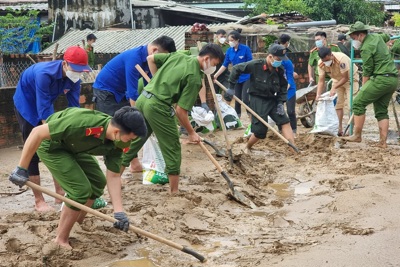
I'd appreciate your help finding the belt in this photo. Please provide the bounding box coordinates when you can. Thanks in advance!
[142,90,154,98]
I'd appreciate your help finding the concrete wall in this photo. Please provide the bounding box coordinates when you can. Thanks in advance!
[48,0,131,40]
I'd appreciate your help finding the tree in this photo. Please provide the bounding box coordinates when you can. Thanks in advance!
[244,0,386,26]
[243,0,310,17]
[0,8,53,54]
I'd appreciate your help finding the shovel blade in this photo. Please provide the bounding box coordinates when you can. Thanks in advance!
[231,189,257,209]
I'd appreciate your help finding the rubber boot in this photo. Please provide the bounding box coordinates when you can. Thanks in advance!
[342,114,365,143]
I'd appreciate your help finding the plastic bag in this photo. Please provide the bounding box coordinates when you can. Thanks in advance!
[310,92,338,136]
[190,106,216,133]
[214,94,242,129]
[142,134,169,185]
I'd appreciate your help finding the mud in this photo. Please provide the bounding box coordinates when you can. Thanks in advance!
[2,105,400,266]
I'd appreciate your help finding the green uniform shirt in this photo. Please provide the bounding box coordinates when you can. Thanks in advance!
[309,44,341,77]
[391,39,400,58]
[218,42,230,53]
[145,52,203,111]
[85,44,95,68]
[361,33,397,77]
[41,108,128,173]
[229,59,288,103]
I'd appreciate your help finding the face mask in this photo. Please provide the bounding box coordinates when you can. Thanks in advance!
[229,41,236,48]
[90,42,96,47]
[219,37,226,44]
[287,42,290,48]
[114,139,130,149]
[315,40,324,48]
[352,40,362,49]
[324,60,332,66]
[271,58,282,68]
[66,70,81,83]
[202,59,216,75]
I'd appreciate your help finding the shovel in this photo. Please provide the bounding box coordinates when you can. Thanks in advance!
[203,139,227,157]
[214,80,300,153]
[25,181,206,262]
[199,142,257,209]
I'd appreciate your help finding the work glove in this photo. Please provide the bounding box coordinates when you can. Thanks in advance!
[201,102,210,112]
[276,102,285,116]
[113,212,130,232]
[9,166,29,187]
[226,88,235,96]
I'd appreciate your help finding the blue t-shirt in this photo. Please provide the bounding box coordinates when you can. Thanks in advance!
[93,45,150,102]
[282,59,297,100]
[13,60,80,126]
[223,43,252,84]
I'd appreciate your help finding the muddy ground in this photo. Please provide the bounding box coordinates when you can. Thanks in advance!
[1,105,400,267]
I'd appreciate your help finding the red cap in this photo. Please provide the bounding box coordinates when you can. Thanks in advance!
[64,46,92,72]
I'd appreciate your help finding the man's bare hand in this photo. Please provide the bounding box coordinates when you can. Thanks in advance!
[188,132,201,144]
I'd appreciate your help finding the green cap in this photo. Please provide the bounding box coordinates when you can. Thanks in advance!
[346,21,370,35]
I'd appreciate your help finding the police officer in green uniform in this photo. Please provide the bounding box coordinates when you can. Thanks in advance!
[344,21,398,148]
[122,44,224,194]
[308,31,341,84]
[9,107,147,248]
[226,44,295,152]
[214,29,232,101]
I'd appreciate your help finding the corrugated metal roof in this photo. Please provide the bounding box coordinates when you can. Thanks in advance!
[41,25,192,55]
[132,0,241,22]
[0,3,47,11]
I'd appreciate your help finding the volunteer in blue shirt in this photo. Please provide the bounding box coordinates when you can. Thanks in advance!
[92,36,176,173]
[278,34,298,137]
[13,46,91,212]
[213,30,253,118]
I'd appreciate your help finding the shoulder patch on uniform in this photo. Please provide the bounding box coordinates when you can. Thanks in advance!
[310,47,318,53]
[330,44,338,47]
[340,63,346,69]
[85,126,104,138]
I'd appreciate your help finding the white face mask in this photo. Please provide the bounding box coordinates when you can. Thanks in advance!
[66,70,81,83]
[352,40,362,49]
[229,41,236,48]
[218,37,226,44]
[90,42,96,47]
[287,42,290,48]
[324,60,332,66]
[202,59,216,75]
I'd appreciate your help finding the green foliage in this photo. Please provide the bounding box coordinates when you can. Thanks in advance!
[392,13,400,27]
[243,0,310,17]
[263,35,277,50]
[243,0,386,26]
[0,7,53,54]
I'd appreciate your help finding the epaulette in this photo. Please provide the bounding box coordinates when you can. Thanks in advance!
[310,47,318,53]
[85,126,104,138]
[318,61,325,68]
[329,44,338,47]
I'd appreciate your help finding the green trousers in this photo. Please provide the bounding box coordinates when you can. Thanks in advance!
[37,141,106,211]
[122,94,181,175]
[353,76,398,121]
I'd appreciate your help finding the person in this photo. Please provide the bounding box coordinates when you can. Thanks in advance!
[337,33,351,57]
[213,30,253,118]
[13,46,91,212]
[9,106,147,249]
[316,47,360,136]
[389,38,400,70]
[277,34,297,137]
[213,29,232,101]
[226,44,295,152]
[93,36,176,172]
[344,21,398,148]
[85,33,97,68]
[308,31,341,84]
[122,44,225,194]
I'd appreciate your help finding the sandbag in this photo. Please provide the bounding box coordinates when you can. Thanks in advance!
[142,134,169,185]
[214,94,242,129]
[310,92,338,136]
[190,106,216,134]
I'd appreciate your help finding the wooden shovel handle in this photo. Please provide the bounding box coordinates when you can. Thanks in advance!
[25,181,206,262]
